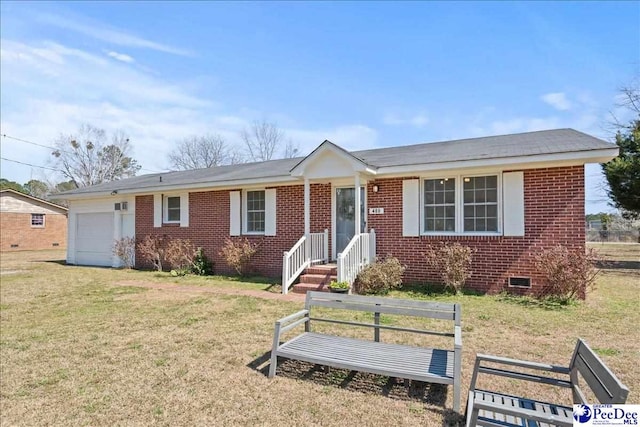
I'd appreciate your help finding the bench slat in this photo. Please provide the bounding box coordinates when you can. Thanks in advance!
[473,390,573,427]
[309,317,454,337]
[308,299,457,320]
[306,291,457,312]
[283,342,453,372]
[277,332,455,382]
[282,333,453,367]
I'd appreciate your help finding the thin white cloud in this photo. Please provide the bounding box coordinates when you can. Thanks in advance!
[0,38,377,182]
[36,12,191,56]
[107,51,135,63]
[383,111,429,128]
[541,92,572,111]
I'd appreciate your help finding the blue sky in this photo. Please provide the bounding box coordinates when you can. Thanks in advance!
[1,1,638,213]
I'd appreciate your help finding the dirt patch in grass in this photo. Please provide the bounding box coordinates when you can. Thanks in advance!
[114,280,305,302]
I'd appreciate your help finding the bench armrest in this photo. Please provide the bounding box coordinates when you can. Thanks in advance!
[475,354,570,374]
[469,353,571,392]
[275,309,309,326]
[273,309,310,351]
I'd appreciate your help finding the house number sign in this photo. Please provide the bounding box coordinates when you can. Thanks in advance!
[368,207,384,215]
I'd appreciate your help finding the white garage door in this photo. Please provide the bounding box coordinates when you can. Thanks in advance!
[76,213,114,266]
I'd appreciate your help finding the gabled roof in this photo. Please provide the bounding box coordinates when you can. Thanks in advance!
[289,140,377,177]
[0,189,68,213]
[56,128,617,198]
[351,128,614,166]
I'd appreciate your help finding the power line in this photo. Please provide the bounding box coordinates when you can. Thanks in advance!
[1,133,164,173]
[1,134,60,152]
[0,156,61,172]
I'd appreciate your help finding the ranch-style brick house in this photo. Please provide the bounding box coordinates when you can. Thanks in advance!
[59,128,617,295]
[1,189,68,251]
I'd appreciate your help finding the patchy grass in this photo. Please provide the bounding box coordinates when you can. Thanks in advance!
[1,247,639,426]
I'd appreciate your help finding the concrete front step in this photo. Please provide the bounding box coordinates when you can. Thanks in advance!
[305,264,337,275]
[291,263,338,293]
[298,273,337,285]
[291,282,329,294]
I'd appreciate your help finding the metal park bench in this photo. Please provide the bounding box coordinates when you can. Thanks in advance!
[269,291,463,412]
[466,338,629,427]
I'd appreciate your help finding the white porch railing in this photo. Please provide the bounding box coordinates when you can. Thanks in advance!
[337,229,376,286]
[282,230,329,294]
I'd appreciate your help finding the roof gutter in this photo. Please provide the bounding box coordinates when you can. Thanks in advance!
[375,148,619,176]
[58,175,299,200]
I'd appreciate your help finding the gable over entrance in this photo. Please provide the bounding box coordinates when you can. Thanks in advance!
[290,140,377,180]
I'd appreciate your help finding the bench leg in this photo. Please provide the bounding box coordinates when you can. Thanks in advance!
[453,379,461,413]
[465,392,479,427]
[268,353,277,378]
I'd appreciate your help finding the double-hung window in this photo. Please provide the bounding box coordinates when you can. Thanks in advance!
[165,196,181,223]
[245,190,265,233]
[422,174,500,234]
[463,176,498,232]
[424,178,456,232]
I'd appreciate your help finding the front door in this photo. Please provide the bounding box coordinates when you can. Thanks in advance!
[335,187,366,255]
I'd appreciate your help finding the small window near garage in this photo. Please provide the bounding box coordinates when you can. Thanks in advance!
[165,196,181,222]
[31,213,45,227]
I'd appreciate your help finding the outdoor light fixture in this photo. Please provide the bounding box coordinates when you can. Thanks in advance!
[372,184,379,193]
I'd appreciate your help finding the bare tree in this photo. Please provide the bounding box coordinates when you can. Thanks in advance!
[283,138,300,158]
[168,134,230,170]
[227,147,246,165]
[51,124,140,188]
[240,120,285,162]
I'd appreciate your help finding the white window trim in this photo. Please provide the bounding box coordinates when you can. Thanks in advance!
[420,172,502,236]
[163,195,181,224]
[31,213,45,228]
[243,188,266,235]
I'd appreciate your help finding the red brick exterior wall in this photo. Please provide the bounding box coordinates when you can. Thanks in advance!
[367,166,585,294]
[1,213,68,251]
[134,166,585,294]
[135,184,332,276]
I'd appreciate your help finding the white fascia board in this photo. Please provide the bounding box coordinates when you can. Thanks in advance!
[60,175,298,200]
[375,148,619,177]
[290,141,375,177]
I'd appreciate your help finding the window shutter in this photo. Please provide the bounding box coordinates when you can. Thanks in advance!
[503,171,525,236]
[402,179,420,237]
[180,192,189,227]
[265,188,277,236]
[229,191,241,236]
[153,194,162,228]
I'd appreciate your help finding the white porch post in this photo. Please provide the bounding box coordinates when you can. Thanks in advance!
[304,178,311,264]
[354,174,361,235]
[304,178,310,235]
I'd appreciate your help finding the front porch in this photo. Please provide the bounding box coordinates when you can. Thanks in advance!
[281,140,379,294]
[281,228,376,294]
